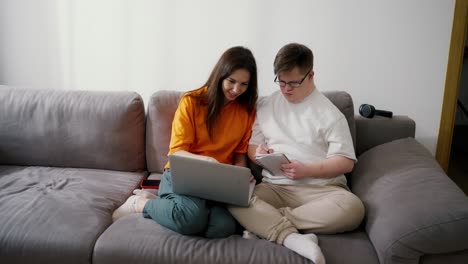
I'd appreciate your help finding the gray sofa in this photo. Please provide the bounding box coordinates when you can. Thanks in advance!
[1,86,467,264]
[0,86,147,263]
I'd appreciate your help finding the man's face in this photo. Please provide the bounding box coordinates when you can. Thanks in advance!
[277,67,314,103]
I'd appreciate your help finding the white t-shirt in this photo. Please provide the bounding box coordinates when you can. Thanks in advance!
[250,89,356,186]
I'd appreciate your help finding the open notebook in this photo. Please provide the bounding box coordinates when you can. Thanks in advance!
[255,153,290,176]
[169,155,255,207]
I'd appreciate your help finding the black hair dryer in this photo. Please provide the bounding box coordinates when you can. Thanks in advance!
[359,104,393,118]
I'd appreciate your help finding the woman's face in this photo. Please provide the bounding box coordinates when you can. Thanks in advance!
[222,69,250,104]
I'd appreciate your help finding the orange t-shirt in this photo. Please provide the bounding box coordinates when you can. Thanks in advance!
[166,86,255,167]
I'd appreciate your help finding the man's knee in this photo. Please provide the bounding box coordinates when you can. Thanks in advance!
[343,192,365,229]
[329,191,365,232]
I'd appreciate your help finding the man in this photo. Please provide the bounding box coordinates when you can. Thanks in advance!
[228,43,365,264]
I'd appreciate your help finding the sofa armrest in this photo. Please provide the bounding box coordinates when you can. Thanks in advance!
[355,115,415,156]
[351,138,468,264]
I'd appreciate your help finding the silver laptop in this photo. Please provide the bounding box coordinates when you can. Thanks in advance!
[168,154,254,207]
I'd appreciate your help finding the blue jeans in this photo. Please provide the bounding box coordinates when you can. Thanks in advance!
[142,169,236,238]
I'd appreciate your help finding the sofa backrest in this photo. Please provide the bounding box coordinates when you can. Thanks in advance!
[323,91,356,148]
[146,90,184,173]
[0,86,146,172]
[146,90,356,174]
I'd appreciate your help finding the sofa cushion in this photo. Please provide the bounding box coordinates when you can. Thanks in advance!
[420,249,468,264]
[352,138,468,264]
[93,214,310,264]
[319,231,379,264]
[0,86,146,172]
[0,165,144,264]
[145,90,356,173]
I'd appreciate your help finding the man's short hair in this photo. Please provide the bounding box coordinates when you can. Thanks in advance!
[273,43,314,75]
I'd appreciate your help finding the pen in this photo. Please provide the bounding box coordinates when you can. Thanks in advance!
[264,141,273,154]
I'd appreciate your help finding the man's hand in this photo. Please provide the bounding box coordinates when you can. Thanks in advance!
[249,175,255,182]
[280,156,355,180]
[256,144,273,156]
[281,160,308,180]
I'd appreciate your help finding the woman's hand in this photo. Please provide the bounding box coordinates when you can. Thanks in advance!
[203,156,218,163]
[172,150,218,163]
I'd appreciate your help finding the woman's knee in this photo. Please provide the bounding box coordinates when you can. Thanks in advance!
[168,198,210,235]
[204,206,236,238]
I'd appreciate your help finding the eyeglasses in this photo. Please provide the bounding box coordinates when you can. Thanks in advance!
[274,68,312,88]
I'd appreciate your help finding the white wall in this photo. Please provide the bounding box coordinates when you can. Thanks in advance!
[0,0,455,155]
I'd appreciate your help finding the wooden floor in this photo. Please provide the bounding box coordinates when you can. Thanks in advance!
[448,125,468,195]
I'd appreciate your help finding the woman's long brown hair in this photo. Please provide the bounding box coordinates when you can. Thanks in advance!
[192,46,258,140]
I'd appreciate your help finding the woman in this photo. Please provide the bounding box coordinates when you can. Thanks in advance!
[113,46,258,238]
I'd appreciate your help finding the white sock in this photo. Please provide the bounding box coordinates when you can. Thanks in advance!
[242,230,260,240]
[283,233,325,264]
[112,195,139,222]
[133,188,158,199]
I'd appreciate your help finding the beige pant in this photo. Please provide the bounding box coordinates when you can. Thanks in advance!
[228,182,365,244]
